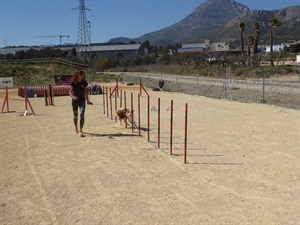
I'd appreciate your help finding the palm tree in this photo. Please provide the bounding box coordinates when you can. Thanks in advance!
[247,35,254,65]
[239,22,246,55]
[269,16,281,66]
[253,23,260,55]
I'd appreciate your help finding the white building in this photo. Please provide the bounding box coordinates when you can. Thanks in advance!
[0,46,39,55]
[0,43,148,57]
[174,40,230,54]
[265,44,286,53]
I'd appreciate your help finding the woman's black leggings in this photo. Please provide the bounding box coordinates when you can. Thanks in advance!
[72,101,86,129]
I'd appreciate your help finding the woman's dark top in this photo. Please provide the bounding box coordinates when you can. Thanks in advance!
[70,80,88,102]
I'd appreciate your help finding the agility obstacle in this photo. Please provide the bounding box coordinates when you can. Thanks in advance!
[124,91,127,129]
[1,86,35,115]
[18,85,69,98]
[109,79,119,98]
[158,98,161,148]
[131,93,134,133]
[101,80,189,163]
[184,103,188,164]
[23,87,36,116]
[170,100,174,156]
[44,85,55,106]
[139,78,150,141]
[138,94,141,136]
[102,85,106,115]
[1,86,12,113]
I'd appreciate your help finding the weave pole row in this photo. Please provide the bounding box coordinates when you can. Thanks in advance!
[101,83,188,163]
[102,85,141,134]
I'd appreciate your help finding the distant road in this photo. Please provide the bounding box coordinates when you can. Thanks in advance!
[110,72,300,95]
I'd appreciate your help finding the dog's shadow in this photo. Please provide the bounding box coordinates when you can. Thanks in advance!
[115,125,149,132]
[137,126,149,132]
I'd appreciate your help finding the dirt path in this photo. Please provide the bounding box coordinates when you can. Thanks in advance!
[0,85,299,225]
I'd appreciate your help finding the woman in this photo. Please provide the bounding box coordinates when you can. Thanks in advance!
[69,69,92,137]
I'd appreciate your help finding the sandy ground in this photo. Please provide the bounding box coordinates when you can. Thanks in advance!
[0,84,299,225]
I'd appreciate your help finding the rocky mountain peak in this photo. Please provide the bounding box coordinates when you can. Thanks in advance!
[184,0,249,24]
[110,0,299,45]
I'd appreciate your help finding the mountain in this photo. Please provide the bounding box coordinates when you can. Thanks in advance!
[108,0,300,46]
[217,6,300,44]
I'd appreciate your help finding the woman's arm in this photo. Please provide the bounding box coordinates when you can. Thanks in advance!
[69,86,77,100]
[85,86,93,105]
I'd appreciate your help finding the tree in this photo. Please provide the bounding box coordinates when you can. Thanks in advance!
[268,16,281,66]
[15,50,25,60]
[239,22,246,55]
[129,40,137,44]
[247,35,254,66]
[247,35,254,56]
[252,22,260,55]
[93,56,110,72]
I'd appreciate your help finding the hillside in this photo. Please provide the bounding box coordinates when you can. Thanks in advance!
[110,0,300,45]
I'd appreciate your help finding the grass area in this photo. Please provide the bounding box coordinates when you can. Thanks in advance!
[0,62,118,87]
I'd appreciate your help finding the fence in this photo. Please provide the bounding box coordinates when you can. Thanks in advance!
[116,72,300,110]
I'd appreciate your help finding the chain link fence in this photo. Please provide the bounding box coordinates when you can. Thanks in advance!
[116,71,300,110]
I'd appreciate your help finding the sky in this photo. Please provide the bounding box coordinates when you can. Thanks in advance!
[0,0,299,48]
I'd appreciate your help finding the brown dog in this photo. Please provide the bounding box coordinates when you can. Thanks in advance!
[116,107,138,129]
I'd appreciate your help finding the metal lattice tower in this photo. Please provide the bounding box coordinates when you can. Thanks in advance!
[74,0,90,56]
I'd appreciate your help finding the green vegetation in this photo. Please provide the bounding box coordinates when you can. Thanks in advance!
[0,61,118,87]
[0,58,296,88]
[0,20,298,88]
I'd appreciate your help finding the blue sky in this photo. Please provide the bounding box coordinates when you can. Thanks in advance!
[0,0,299,47]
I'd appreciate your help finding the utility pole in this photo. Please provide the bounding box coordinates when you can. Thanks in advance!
[73,0,91,57]
[87,21,92,71]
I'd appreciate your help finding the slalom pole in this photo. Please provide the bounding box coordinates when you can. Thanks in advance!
[106,87,109,117]
[131,92,133,132]
[114,89,117,122]
[124,91,127,129]
[109,87,113,120]
[184,103,188,164]
[139,78,142,97]
[158,98,160,148]
[102,85,105,114]
[170,100,173,155]
[147,95,150,142]
[44,89,48,106]
[138,93,141,136]
[47,85,51,106]
[49,84,54,106]
[120,89,122,108]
